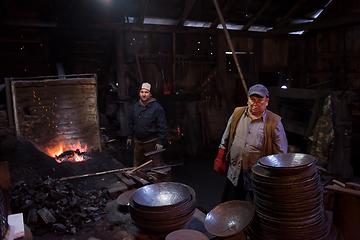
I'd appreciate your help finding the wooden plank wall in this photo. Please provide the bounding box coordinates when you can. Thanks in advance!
[11,76,101,155]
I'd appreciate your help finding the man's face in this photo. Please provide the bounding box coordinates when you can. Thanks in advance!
[247,95,269,116]
[140,89,152,103]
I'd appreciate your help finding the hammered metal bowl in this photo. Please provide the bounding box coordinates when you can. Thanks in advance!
[249,153,330,240]
[131,182,191,211]
[165,229,209,240]
[204,200,255,237]
[252,162,318,183]
[129,182,197,233]
[258,153,316,176]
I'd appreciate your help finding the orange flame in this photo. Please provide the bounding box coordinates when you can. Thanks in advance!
[45,140,87,163]
[69,152,84,162]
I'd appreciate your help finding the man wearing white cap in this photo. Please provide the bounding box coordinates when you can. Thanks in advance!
[214,84,288,202]
[127,82,168,167]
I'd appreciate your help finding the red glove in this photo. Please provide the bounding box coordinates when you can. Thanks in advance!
[214,149,226,173]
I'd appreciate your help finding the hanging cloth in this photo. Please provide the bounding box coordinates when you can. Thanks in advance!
[310,95,335,167]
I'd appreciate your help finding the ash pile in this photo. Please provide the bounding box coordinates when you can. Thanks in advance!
[10,177,110,236]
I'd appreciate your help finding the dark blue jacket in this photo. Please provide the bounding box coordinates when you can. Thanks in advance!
[127,98,168,145]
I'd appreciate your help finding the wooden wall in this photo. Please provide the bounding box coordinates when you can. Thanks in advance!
[116,30,303,151]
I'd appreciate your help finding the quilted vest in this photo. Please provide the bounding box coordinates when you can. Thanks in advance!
[226,107,281,160]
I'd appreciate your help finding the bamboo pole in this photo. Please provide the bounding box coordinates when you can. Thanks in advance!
[212,0,248,95]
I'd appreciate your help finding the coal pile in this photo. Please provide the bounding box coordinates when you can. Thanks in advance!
[0,129,129,236]
[10,178,110,236]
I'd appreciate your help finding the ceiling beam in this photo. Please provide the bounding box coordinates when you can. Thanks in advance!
[178,0,196,26]
[314,0,338,21]
[269,12,360,34]
[242,0,273,31]
[210,0,236,29]
[0,17,301,40]
[138,0,148,24]
[273,0,307,29]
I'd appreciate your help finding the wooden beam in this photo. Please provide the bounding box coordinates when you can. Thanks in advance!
[269,12,360,34]
[210,0,236,29]
[178,0,196,26]
[242,0,273,31]
[0,36,41,43]
[172,32,176,92]
[315,0,338,21]
[116,30,127,98]
[138,0,148,24]
[122,1,144,84]
[268,87,330,100]
[282,119,307,136]
[0,18,300,40]
[212,0,247,95]
[274,0,307,29]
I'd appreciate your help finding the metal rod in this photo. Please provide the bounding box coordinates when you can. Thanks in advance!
[212,0,248,95]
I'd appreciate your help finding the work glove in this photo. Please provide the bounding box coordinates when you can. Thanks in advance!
[155,144,163,150]
[214,148,226,173]
[126,139,132,147]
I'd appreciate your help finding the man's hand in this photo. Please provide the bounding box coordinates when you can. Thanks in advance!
[155,144,163,150]
[214,148,226,173]
[126,139,132,147]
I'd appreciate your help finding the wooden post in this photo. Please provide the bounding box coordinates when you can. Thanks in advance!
[253,38,261,86]
[116,30,127,98]
[212,0,248,95]
[115,30,129,137]
[172,32,176,93]
[129,28,144,84]
[5,78,14,130]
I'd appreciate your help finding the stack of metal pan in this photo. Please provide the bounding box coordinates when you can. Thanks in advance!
[129,182,196,233]
[247,153,330,240]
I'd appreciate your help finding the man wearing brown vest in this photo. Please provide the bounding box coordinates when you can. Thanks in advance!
[214,84,288,202]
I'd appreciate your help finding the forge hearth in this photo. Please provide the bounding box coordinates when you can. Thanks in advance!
[5,74,102,156]
[55,149,89,163]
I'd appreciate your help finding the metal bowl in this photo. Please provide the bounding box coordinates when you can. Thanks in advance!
[131,182,191,210]
[252,163,318,183]
[129,183,197,233]
[165,229,209,240]
[204,200,255,237]
[117,188,137,205]
[129,194,196,221]
[258,153,316,176]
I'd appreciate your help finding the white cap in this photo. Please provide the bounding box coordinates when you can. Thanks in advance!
[141,82,151,91]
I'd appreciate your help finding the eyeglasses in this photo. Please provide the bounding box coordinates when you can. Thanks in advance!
[248,98,267,106]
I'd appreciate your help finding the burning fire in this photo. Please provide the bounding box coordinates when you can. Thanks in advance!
[45,140,88,163]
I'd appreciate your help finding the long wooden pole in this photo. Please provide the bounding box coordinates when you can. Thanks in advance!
[212,0,248,95]
[59,163,184,182]
[59,166,136,181]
